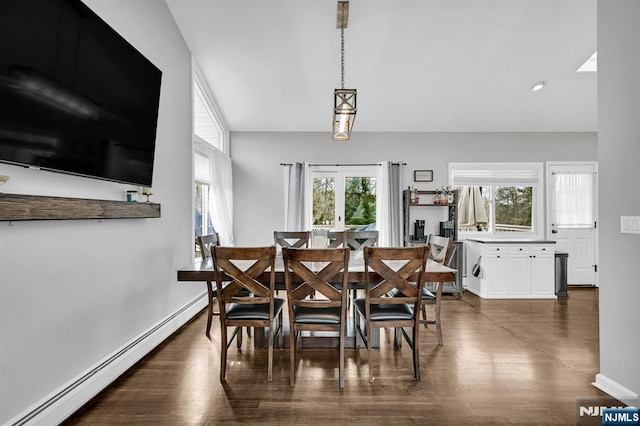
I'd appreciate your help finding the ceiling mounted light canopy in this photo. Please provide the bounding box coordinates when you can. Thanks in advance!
[332,1,356,141]
[530,81,546,92]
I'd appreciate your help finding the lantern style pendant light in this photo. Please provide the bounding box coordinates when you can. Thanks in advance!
[332,1,356,141]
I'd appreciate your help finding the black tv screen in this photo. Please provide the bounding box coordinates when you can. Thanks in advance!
[0,0,162,187]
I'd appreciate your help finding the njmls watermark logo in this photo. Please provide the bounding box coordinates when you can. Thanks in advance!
[602,408,640,425]
[577,397,639,426]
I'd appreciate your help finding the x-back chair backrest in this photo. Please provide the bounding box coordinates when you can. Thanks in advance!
[327,231,346,248]
[282,247,349,308]
[212,246,276,306]
[345,230,378,251]
[364,246,428,305]
[274,231,311,249]
[198,233,220,258]
[428,235,453,265]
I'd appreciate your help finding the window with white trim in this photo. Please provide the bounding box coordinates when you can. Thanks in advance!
[192,62,232,256]
[194,152,215,255]
[194,81,223,151]
[449,163,544,238]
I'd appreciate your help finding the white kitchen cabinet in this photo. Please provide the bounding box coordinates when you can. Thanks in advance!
[485,253,508,296]
[466,239,556,299]
[531,250,555,296]
[509,252,532,295]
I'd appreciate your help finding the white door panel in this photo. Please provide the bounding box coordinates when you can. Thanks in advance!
[552,230,595,284]
[573,235,596,283]
[546,162,598,286]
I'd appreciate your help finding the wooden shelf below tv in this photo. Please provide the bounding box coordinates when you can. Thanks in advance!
[0,193,160,221]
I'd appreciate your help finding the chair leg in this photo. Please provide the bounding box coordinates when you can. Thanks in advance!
[206,282,215,337]
[220,325,228,382]
[289,323,296,386]
[394,327,403,349]
[206,305,213,338]
[435,301,443,346]
[268,325,274,382]
[421,305,428,328]
[367,322,374,383]
[349,288,357,312]
[296,330,302,352]
[413,324,420,381]
[237,327,243,350]
[353,305,359,350]
[354,310,362,354]
[339,322,345,389]
[278,311,284,348]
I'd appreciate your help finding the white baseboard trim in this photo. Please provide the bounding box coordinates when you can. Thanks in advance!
[593,373,640,406]
[7,293,208,426]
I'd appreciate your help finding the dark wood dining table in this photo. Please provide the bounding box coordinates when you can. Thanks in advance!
[177,255,456,286]
[177,253,457,348]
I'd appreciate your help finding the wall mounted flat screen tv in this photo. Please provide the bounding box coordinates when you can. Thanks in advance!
[0,0,162,187]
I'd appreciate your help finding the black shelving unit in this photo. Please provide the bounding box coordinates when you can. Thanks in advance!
[403,189,458,244]
[403,189,463,296]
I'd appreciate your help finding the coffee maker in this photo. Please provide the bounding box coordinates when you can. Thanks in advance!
[414,219,425,241]
[439,220,454,238]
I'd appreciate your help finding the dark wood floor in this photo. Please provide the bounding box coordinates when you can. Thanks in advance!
[64,288,605,425]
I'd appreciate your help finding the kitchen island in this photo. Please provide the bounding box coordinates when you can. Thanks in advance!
[465,238,556,299]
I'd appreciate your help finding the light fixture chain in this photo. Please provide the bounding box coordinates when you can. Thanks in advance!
[340,28,345,89]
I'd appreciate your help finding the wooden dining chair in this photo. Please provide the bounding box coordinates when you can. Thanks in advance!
[274,231,311,249]
[274,231,311,297]
[345,230,378,251]
[427,235,454,266]
[197,232,220,259]
[353,246,428,382]
[197,233,220,338]
[344,230,378,306]
[327,231,346,248]
[212,246,284,382]
[282,247,350,389]
[420,235,454,345]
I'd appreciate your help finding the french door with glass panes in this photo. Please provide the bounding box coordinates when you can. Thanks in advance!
[310,166,378,233]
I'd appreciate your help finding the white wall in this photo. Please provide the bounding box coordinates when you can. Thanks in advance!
[595,0,640,404]
[231,131,596,246]
[0,1,200,423]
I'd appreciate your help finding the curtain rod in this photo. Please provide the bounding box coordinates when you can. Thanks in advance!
[280,162,406,167]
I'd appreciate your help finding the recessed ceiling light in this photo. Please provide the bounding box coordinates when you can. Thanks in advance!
[531,81,546,92]
[577,51,597,73]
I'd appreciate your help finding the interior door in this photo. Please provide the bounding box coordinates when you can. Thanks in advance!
[546,162,598,286]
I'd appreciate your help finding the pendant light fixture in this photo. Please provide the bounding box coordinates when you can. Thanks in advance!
[332,1,357,141]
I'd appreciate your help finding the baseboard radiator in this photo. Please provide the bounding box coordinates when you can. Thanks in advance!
[8,293,208,426]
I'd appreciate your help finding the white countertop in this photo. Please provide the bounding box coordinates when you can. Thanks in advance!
[467,238,556,244]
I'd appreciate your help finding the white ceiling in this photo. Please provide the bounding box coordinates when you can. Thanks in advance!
[166,0,597,133]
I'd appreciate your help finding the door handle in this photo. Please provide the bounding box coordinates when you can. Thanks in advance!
[551,229,558,234]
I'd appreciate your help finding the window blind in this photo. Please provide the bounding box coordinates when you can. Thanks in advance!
[194,152,210,183]
[450,163,542,186]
